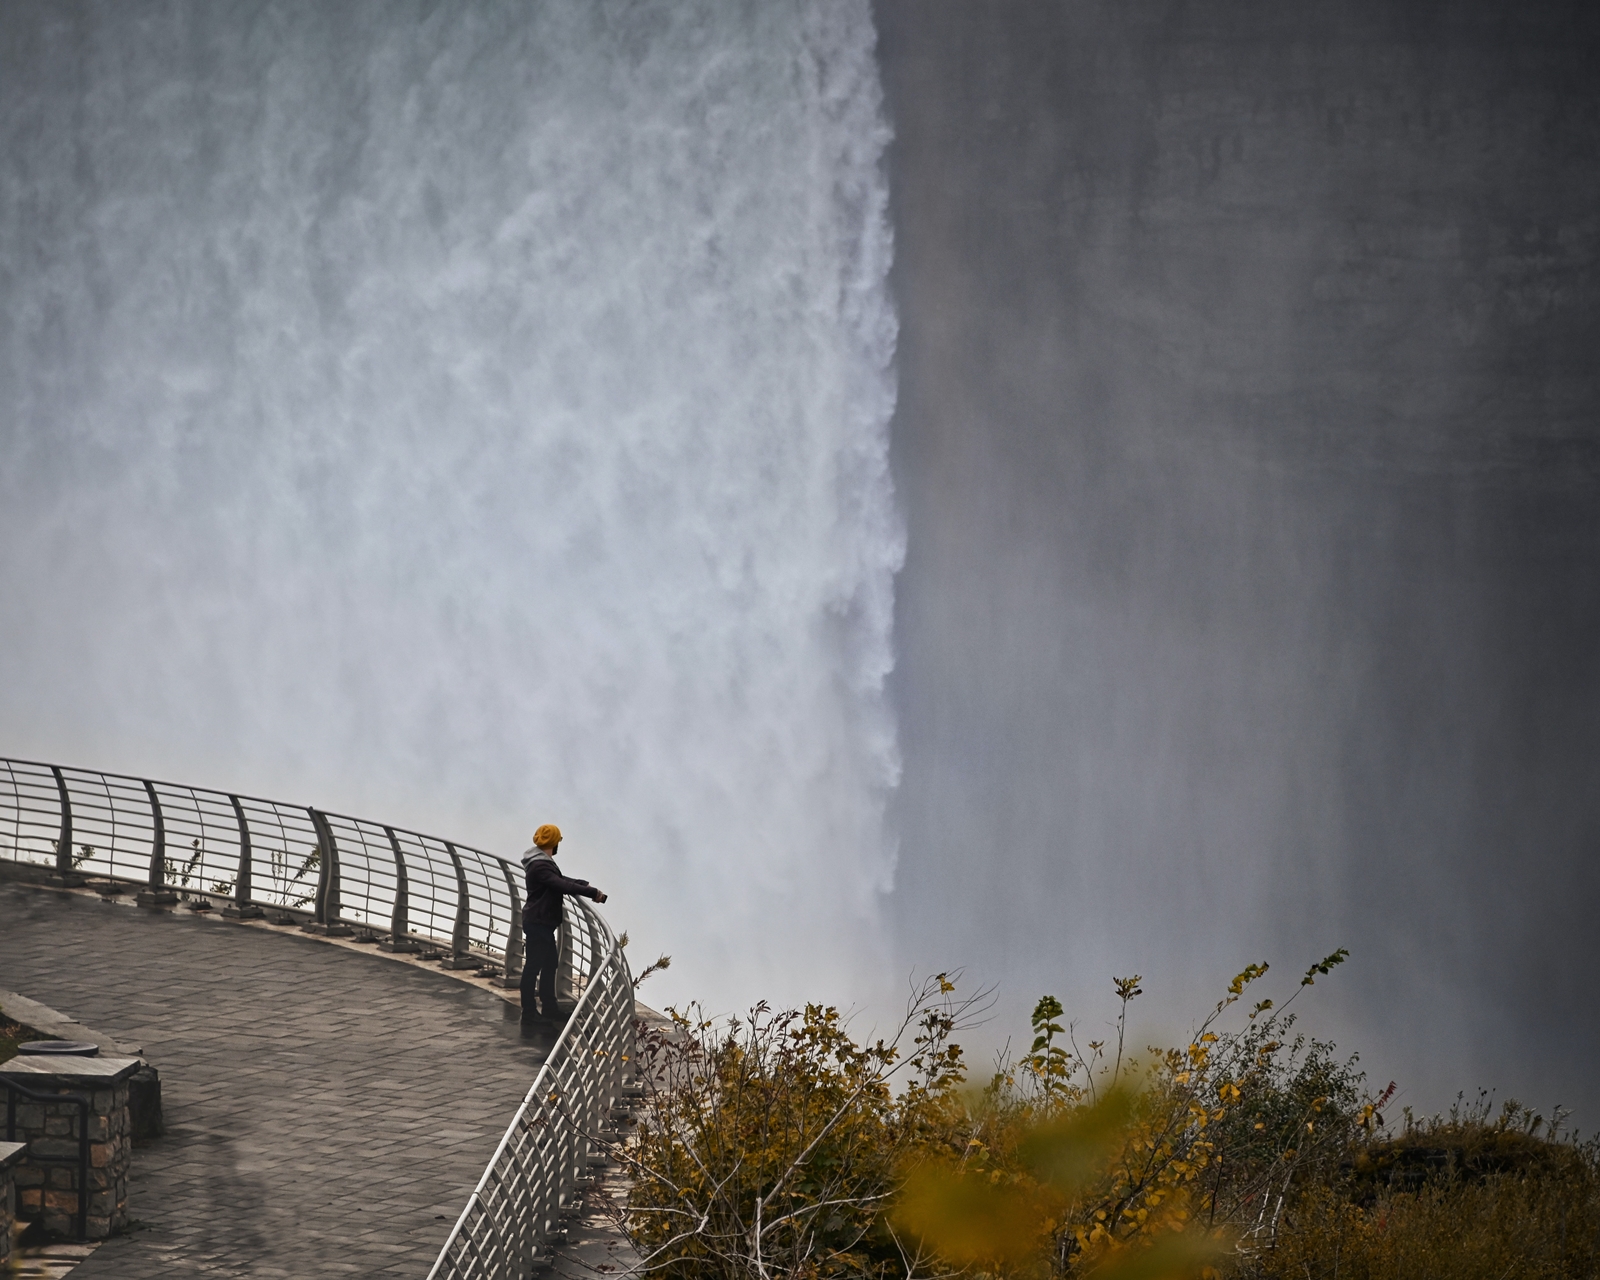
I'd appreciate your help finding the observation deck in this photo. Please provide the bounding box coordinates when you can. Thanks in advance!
[1,757,637,1279]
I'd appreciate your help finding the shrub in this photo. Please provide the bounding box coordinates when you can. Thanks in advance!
[623,976,983,1280]
[1245,1099,1600,1280]
[896,953,1360,1278]
[615,953,1598,1280]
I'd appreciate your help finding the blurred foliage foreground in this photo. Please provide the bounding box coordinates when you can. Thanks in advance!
[603,953,1597,1280]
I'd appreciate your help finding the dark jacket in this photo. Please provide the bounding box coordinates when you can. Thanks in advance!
[521,852,599,929]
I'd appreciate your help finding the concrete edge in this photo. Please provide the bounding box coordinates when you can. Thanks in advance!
[0,986,144,1060]
[1,870,662,1025]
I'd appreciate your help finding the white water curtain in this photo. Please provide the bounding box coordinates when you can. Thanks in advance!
[0,0,902,1005]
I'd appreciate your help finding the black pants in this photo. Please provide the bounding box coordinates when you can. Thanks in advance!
[521,923,560,1017]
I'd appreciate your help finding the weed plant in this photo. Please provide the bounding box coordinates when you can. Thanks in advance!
[0,1007,49,1065]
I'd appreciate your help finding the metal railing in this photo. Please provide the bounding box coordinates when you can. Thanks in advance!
[428,893,638,1279]
[0,756,639,1276]
[0,756,528,966]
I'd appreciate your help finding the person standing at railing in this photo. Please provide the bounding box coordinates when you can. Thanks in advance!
[519,824,608,1027]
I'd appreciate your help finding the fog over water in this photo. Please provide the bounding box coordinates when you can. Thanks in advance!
[3,1,1597,1122]
[0,1,901,1007]
[877,2,1600,1120]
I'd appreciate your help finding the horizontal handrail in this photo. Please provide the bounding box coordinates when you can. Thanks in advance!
[0,756,520,963]
[0,755,638,1275]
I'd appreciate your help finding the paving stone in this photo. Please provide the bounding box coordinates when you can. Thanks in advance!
[0,883,552,1278]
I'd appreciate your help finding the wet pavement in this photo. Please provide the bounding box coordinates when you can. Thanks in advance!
[0,879,559,1278]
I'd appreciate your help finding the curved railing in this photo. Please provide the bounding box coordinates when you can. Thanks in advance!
[0,755,639,1276]
[0,755,530,964]
[428,892,637,1279]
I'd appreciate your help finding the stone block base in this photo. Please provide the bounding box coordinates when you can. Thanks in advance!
[0,1057,138,1241]
[301,922,353,937]
[0,1141,25,1270]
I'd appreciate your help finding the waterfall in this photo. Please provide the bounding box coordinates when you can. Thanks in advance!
[0,1,902,1005]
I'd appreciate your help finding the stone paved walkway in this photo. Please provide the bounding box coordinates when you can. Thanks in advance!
[0,881,556,1278]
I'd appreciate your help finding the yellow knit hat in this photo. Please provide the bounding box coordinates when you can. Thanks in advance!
[533,824,562,850]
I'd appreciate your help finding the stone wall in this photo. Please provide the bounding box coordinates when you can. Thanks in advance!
[0,1140,25,1269]
[0,1057,138,1240]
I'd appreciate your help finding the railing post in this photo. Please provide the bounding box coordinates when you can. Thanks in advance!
[493,860,523,989]
[425,893,635,1280]
[48,765,82,887]
[136,781,176,907]
[441,844,483,970]
[311,809,330,923]
[303,810,351,936]
[222,795,262,919]
[557,915,577,1004]
[378,827,420,953]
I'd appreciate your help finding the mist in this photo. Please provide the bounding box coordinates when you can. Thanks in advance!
[0,0,901,1009]
[877,1,1600,1120]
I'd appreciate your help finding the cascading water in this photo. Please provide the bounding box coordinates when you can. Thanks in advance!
[0,1,902,1007]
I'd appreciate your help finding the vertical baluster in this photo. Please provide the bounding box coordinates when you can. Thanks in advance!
[442,843,483,970]
[494,859,523,989]
[48,765,81,887]
[136,781,177,907]
[379,827,420,952]
[222,795,263,918]
[311,808,330,923]
[557,910,577,1005]
[304,809,352,936]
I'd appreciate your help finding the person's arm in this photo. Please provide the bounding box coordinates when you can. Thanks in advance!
[528,859,604,900]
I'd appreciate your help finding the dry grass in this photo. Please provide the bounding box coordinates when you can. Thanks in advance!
[1238,1102,1600,1280]
[1256,1169,1599,1279]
